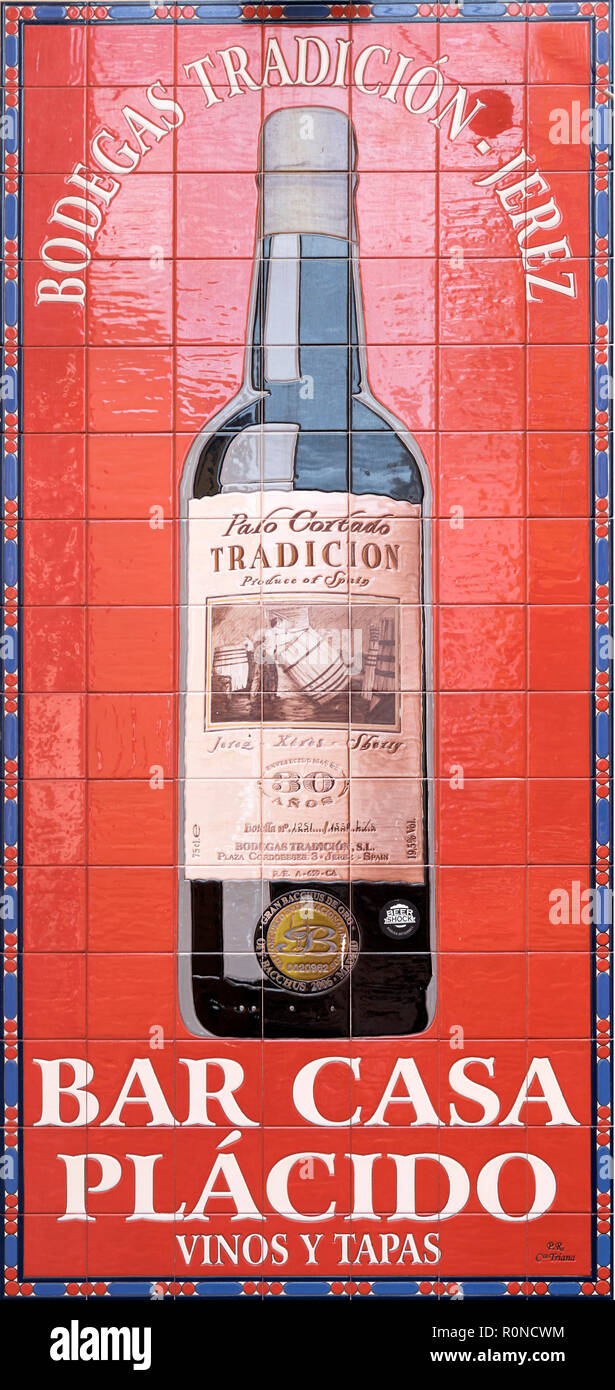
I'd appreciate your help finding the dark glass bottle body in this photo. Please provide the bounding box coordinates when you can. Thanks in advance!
[178,232,434,1038]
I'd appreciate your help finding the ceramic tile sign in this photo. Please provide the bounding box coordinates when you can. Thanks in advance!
[2,2,611,1302]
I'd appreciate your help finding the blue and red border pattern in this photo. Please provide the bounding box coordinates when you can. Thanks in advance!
[1,0,612,1300]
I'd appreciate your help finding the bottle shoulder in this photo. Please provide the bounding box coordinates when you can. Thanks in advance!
[185,396,425,505]
[190,402,261,498]
[351,397,425,502]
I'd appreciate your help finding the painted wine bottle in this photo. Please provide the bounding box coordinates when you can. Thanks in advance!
[178,107,434,1038]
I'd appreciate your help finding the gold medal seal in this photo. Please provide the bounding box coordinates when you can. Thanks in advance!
[255,890,359,994]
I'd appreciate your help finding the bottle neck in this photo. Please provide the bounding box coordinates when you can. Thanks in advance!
[247,234,364,398]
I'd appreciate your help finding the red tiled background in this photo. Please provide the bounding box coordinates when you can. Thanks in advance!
[18,16,596,1282]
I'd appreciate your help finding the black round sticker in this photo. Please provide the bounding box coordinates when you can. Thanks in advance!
[379,899,420,940]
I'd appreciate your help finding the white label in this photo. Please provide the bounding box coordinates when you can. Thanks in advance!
[182,490,425,882]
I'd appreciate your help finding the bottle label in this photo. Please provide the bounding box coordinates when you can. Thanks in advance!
[183,490,425,883]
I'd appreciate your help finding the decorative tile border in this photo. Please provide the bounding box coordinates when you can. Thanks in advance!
[1,0,612,1299]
